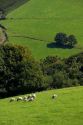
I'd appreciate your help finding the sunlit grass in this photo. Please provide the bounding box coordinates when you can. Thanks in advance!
[0,87,83,125]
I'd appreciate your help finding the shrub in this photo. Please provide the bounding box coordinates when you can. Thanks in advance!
[67,35,77,48]
[51,71,67,88]
[55,32,67,47]
[54,33,77,48]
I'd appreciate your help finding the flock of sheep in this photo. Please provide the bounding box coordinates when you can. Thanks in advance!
[10,93,36,102]
[9,93,58,102]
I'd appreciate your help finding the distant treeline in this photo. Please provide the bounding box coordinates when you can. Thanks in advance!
[0,44,83,98]
[0,0,29,14]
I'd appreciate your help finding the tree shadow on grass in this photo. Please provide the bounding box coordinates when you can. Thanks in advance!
[47,42,73,49]
[47,42,56,48]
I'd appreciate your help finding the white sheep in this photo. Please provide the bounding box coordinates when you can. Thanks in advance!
[24,98,28,102]
[17,97,23,101]
[9,97,16,102]
[52,94,58,99]
[31,93,36,99]
[23,96,28,101]
[27,94,32,99]
[28,97,34,101]
[24,96,27,99]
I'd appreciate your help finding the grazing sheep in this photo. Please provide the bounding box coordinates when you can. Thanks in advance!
[17,97,23,101]
[9,98,16,102]
[32,93,36,99]
[23,96,28,101]
[52,94,58,99]
[27,94,32,99]
[28,97,34,102]
[23,96,27,99]
[23,98,28,102]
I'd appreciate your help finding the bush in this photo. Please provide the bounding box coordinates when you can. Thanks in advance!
[24,60,47,92]
[67,35,77,48]
[41,53,83,89]
[55,33,67,47]
[54,33,77,48]
[41,56,64,75]
[51,71,67,88]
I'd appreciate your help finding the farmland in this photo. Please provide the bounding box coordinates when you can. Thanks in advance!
[0,87,83,125]
[1,0,83,59]
[0,1,83,124]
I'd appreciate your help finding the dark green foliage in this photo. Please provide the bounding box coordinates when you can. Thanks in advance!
[67,35,77,48]
[0,44,82,98]
[55,33,77,48]
[0,44,31,95]
[41,53,83,89]
[52,71,67,88]
[0,9,6,20]
[65,52,83,85]
[55,33,67,47]
[41,56,64,75]
[0,44,46,97]
[23,60,46,92]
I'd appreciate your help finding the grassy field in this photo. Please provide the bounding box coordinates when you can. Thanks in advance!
[0,86,83,125]
[1,0,83,59]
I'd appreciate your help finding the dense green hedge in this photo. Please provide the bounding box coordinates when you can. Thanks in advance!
[0,44,83,98]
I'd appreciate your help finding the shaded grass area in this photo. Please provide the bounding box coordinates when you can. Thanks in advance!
[0,87,83,125]
[8,37,82,60]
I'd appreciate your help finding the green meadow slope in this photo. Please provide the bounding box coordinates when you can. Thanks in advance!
[1,0,83,59]
[0,87,83,125]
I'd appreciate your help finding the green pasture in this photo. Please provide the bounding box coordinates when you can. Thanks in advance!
[8,37,81,59]
[1,0,83,59]
[0,86,83,125]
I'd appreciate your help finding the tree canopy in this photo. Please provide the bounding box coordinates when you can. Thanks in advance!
[55,33,77,48]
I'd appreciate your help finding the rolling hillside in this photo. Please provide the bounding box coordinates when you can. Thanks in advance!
[0,86,83,125]
[1,0,83,59]
[0,2,83,125]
